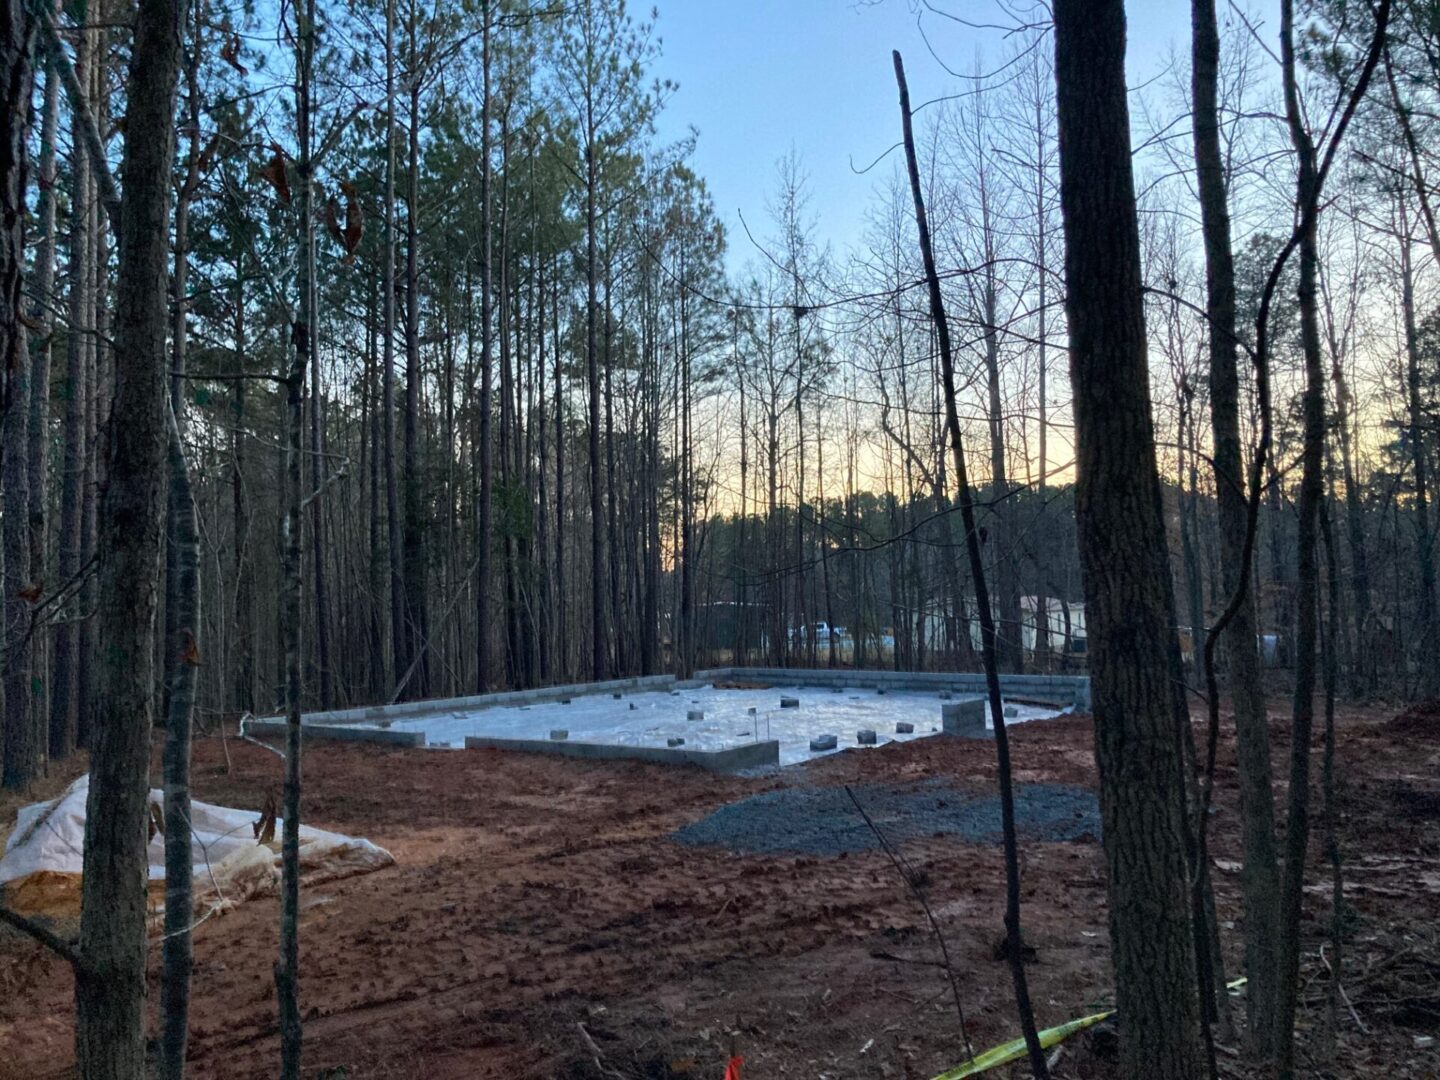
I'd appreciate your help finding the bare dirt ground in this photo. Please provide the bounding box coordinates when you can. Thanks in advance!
[1,701,1437,1079]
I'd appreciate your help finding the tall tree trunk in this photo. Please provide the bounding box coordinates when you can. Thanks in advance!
[0,0,36,792]
[2,188,33,791]
[366,276,387,700]
[29,41,59,755]
[51,31,91,755]
[162,30,200,726]
[158,13,202,1069]
[277,351,306,1079]
[1190,0,1282,1047]
[476,1,494,691]
[1052,4,1201,1076]
[402,59,428,699]
[77,33,107,751]
[1275,33,1324,1073]
[382,0,406,696]
[276,0,316,1067]
[982,268,1020,673]
[1332,362,1371,694]
[74,0,186,1071]
[585,127,606,680]
[604,259,622,674]
[400,44,426,702]
[160,402,199,1080]
[1272,2,1389,1070]
[232,269,258,714]
[1400,216,1436,697]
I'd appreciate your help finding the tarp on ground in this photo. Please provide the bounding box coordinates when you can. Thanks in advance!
[0,775,394,923]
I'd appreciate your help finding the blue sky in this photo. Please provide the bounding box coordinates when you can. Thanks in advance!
[649,1,1238,271]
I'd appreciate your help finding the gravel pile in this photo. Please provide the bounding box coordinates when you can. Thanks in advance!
[672,780,1100,856]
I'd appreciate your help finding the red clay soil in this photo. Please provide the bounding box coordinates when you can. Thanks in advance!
[0,706,1436,1079]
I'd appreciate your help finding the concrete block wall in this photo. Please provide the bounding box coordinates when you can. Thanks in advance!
[696,666,1090,709]
[258,673,680,729]
[462,735,779,772]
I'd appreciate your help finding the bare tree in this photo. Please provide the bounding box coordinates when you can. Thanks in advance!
[1191,0,1282,1049]
[1053,2,1201,1074]
[894,49,1049,1080]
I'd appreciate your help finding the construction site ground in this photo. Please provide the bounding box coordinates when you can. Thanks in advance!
[1,701,1438,1078]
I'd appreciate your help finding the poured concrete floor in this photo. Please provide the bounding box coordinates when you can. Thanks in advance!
[360,683,1062,766]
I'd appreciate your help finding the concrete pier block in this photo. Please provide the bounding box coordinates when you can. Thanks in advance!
[780,697,800,709]
[549,729,569,741]
[896,722,914,734]
[809,734,838,751]
[857,729,877,745]
[942,699,988,738]
[687,709,704,721]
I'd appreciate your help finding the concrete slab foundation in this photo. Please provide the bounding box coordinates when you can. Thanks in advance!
[463,734,779,772]
[247,666,1081,765]
[243,719,426,747]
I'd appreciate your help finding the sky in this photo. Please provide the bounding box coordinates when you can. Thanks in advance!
[649,0,1254,273]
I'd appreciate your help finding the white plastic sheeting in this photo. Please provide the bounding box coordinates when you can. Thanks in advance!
[374,684,1061,766]
[0,775,394,920]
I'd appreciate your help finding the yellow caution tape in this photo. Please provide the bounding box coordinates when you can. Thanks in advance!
[930,1011,1114,1080]
[931,977,1248,1079]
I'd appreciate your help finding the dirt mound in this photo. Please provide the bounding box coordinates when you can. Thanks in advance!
[672,780,1101,856]
[1388,699,1440,737]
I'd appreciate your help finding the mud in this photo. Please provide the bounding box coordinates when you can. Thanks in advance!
[0,706,1435,1079]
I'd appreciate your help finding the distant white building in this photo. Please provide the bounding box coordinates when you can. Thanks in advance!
[1019,596,1086,654]
[916,596,1087,657]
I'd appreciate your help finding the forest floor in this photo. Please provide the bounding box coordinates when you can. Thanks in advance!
[1,699,1438,1078]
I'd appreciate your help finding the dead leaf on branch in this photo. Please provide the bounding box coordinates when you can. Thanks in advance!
[259,143,291,205]
[220,31,248,76]
[321,191,344,246]
[339,180,363,262]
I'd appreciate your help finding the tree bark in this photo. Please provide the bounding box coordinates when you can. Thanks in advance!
[1271,2,1390,1069]
[50,23,91,758]
[382,0,407,696]
[586,125,606,680]
[1191,0,1281,1048]
[276,0,316,1067]
[1052,3,1201,1076]
[402,53,428,699]
[29,39,59,755]
[160,402,199,1080]
[1,0,36,793]
[476,1,494,692]
[1399,215,1436,697]
[74,0,186,1072]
